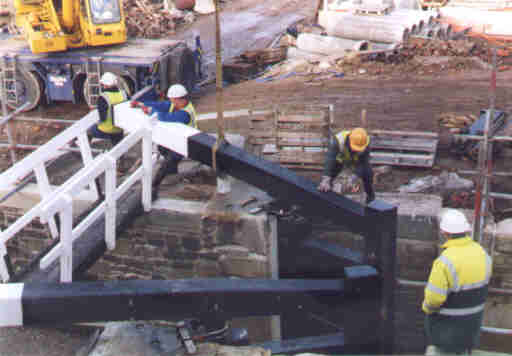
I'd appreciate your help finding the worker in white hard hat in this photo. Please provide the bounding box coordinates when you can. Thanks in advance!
[317,127,375,204]
[423,208,492,355]
[88,72,128,148]
[130,84,198,199]
[85,72,129,195]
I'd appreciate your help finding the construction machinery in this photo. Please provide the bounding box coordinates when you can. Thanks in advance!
[14,0,126,54]
[0,0,202,111]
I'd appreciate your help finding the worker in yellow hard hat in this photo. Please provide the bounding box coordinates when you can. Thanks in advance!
[423,208,492,355]
[317,127,375,204]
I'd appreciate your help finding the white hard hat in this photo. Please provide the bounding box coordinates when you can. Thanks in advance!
[167,84,188,98]
[100,72,117,86]
[103,11,113,19]
[439,208,471,234]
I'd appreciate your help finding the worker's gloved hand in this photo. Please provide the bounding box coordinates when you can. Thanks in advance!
[318,176,333,192]
[348,174,359,187]
[142,106,152,115]
[130,100,141,108]
[332,182,342,194]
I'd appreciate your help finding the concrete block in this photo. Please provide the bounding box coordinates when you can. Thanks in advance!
[348,192,442,242]
[219,253,268,278]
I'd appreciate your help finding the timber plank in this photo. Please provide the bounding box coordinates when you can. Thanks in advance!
[264,151,326,164]
[370,137,438,152]
[370,152,435,167]
[370,130,439,139]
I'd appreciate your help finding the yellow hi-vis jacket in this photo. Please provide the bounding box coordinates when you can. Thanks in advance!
[169,102,198,129]
[334,130,370,165]
[97,89,128,134]
[423,236,492,316]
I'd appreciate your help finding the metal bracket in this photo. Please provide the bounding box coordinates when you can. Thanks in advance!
[177,321,197,354]
[0,243,10,282]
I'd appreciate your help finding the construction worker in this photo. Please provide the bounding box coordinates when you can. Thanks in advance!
[423,209,492,355]
[87,72,128,148]
[130,84,197,199]
[317,127,375,204]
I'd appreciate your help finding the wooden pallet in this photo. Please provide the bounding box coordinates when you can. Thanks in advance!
[369,130,439,167]
[353,4,393,15]
[248,105,334,171]
[250,117,439,169]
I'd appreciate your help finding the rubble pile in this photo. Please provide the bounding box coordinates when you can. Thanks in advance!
[438,112,478,132]
[123,0,196,38]
[403,37,503,64]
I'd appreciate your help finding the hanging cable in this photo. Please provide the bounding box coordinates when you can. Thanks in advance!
[212,0,226,173]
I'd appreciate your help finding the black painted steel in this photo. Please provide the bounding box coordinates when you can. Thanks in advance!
[187,132,398,354]
[365,200,398,354]
[256,333,347,354]
[187,133,369,235]
[21,278,348,324]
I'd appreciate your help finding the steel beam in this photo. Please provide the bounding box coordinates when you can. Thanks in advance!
[0,269,379,326]
[187,132,397,236]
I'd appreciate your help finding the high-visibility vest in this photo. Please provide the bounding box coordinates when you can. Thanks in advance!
[97,89,127,134]
[334,130,369,164]
[169,101,198,128]
[423,236,492,351]
[423,236,492,316]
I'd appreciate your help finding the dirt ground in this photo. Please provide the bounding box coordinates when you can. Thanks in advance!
[192,68,512,215]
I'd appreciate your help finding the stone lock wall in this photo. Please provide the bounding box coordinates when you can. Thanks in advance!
[482,219,512,331]
[0,206,53,275]
[87,199,275,281]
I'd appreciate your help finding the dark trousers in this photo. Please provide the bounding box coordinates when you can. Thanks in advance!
[87,125,124,198]
[88,125,124,147]
[153,145,183,190]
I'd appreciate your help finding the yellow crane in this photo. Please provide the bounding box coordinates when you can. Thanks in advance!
[14,0,126,53]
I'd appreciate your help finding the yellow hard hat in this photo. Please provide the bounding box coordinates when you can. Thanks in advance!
[349,128,369,152]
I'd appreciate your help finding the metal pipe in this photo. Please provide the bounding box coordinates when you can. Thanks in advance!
[397,279,512,335]
[0,143,103,153]
[481,326,512,335]
[452,135,512,142]
[13,117,76,124]
[459,170,512,177]
[472,191,512,200]
[398,279,512,295]
[0,102,31,126]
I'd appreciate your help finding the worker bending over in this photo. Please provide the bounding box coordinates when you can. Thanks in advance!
[131,84,198,199]
[88,72,128,148]
[317,127,375,204]
[423,209,492,355]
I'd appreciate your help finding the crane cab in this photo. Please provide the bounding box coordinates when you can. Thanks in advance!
[14,0,126,53]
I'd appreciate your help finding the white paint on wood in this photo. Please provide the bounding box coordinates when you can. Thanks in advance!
[0,283,23,326]
[0,111,99,189]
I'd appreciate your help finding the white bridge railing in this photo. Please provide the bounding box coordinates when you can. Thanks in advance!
[0,109,154,283]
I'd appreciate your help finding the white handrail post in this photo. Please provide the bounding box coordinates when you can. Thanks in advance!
[77,132,99,200]
[34,164,59,239]
[60,194,73,283]
[142,128,152,211]
[105,156,116,250]
[0,242,10,283]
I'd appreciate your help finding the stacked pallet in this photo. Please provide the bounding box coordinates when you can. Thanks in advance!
[248,105,333,171]
[369,130,439,167]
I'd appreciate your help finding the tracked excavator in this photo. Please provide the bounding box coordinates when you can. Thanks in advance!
[0,0,201,111]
